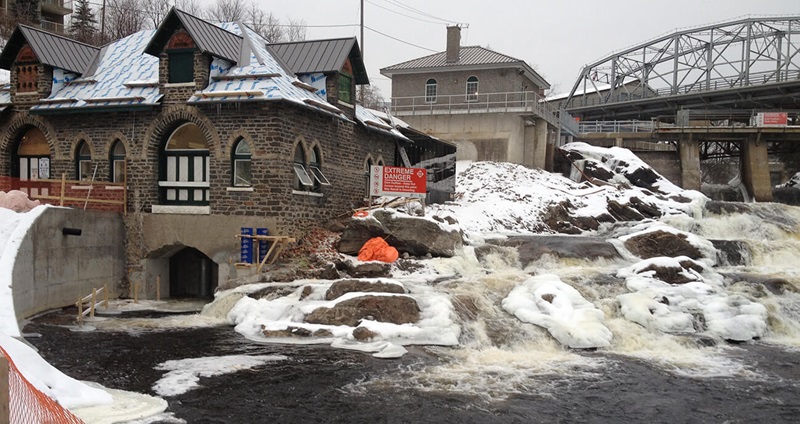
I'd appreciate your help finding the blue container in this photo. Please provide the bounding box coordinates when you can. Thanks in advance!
[240,227,254,263]
[257,228,270,262]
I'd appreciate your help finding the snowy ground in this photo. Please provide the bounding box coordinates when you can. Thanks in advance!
[1,143,797,421]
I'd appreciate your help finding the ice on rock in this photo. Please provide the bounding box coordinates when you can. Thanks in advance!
[502,274,612,349]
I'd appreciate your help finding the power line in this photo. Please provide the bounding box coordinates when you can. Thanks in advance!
[364,25,436,52]
[382,0,457,25]
[365,0,445,25]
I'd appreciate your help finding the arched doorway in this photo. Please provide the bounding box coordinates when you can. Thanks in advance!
[168,247,218,298]
[12,127,51,197]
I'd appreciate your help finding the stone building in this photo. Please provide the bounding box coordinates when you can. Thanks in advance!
[0,8,451,298]
[381,26,563,170]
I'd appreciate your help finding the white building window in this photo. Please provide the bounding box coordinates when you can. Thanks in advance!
[466,76,478,102]
[425,78,437,103]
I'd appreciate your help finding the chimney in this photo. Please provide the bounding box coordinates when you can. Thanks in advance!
[446,26,461,63]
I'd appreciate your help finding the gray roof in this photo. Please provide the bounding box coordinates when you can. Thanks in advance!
[0,25,99,74]
[381,46,550,89]
[145,8,242,63]
[268,37,369,84]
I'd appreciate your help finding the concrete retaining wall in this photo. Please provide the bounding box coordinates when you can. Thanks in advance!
[12,208,125,322]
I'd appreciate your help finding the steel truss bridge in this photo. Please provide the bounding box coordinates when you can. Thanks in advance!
[561,16,800,121]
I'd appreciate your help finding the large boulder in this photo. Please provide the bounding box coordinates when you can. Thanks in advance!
[305,295,420,326]
[496,235,620,268]
[338,210,463,258]
[624,230,703,260]
[325,279,406,300]
[636,259,705,285]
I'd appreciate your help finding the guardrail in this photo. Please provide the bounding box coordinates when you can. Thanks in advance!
[41,0,73,9]
[39,20,65,34]
[577,120,673,133]
[566,69,800,109]
[390,91,562,126]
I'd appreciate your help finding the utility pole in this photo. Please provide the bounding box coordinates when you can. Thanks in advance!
[101,0,106,42]
[359,0,365,105]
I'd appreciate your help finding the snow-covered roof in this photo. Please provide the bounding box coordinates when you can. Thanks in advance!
[546,82,612,102]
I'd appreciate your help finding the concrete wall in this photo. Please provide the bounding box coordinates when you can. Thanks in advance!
[636,151,682,187]
[128,213,281,298]
[12,208,125,322]
[402,113,534,165]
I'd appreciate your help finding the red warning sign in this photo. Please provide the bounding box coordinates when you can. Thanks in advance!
[369,166,427,198]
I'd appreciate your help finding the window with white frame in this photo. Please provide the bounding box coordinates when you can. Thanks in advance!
[308,146,330,189]
[293,144,330,193]
[159,123,210,205]
[110,140,126,183]
[76,141,92,181]
[232,138,252,187]
[425,78,437,103]
[466,76,479,102]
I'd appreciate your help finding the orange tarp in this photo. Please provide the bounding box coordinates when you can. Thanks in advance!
[357,237,399,263]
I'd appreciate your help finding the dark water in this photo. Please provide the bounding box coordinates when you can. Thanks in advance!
[24,309,800,424]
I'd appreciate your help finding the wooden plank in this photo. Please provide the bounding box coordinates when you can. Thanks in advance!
[31,195,125,205]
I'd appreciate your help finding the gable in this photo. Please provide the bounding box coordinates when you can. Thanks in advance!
[268,38,369,85]
[0,25,99,75]
[144,8,242,63]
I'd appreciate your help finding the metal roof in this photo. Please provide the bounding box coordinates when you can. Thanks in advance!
[268,38,369,84]
[0,25,99,74]
[383,46,520,71]
[144,8,242,63]
[381,45,550,89]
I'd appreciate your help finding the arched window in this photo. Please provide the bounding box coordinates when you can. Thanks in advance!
[109,140,126,183]
[232,138,251,187]
[292,143,313,190]
[425,78,437,103]
[365,156,374,195]
[167,31,195,84]
[14,127,50,180]
[159,123,209,205]
[466,76,479,102]
[308,146,330,189]
[76,141,92,181]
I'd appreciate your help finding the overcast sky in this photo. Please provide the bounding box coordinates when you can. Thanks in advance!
[212,0,796,99]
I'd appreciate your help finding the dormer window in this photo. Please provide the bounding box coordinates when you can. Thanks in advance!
[167,31,195,84]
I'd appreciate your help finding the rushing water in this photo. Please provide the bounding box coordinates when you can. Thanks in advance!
[24,202,800,423]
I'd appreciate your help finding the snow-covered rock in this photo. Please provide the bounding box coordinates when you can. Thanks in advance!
[502,274,613,348]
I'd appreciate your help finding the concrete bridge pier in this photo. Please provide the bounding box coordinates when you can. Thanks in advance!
[741,134,774,202]
[678,134,701,191]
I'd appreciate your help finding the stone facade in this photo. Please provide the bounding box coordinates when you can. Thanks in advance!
[0,22,402,294]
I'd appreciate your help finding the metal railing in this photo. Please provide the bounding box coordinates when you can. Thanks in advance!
[577,120,672,133]
[41,0,73,10]
[566,69,800,109]
[390,90,563,126]
[40,20,65,34]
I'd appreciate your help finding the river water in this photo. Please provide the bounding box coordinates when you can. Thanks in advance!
[23,201,800,423]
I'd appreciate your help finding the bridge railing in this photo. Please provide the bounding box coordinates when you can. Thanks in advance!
[577,120,673,133]
[566,69,800,109]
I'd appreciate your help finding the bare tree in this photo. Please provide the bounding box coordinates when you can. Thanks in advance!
[246,5,284,43]
[358,85,386,110]
[141,0,172,29]
[286,18,307,42]
[104,0,147,42]
[175,0,206,17]
[206,0,247,22]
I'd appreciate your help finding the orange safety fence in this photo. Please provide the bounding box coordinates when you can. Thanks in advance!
[0,175,126,214]
[0,346,85,424]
